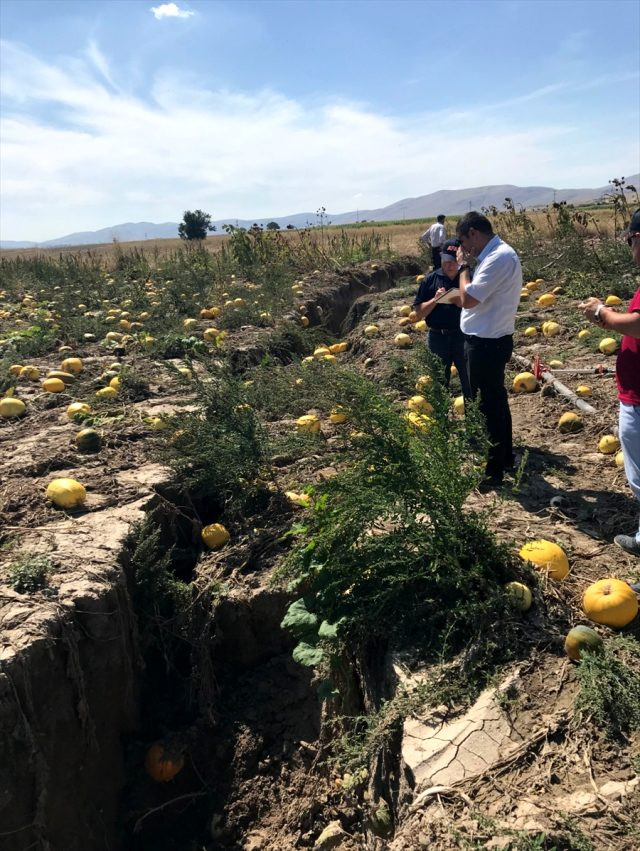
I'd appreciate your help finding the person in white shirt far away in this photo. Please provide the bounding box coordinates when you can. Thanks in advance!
[453,211,523,490]
[420,214,447,269]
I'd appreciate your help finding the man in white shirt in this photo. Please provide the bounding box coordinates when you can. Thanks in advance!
[420,214,447,269]
[454,211,523,489]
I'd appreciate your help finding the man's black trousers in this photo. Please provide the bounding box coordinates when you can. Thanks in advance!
[431,246,442,269]
[464,334,514,479]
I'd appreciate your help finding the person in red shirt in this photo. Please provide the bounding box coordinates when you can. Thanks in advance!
[580,208,640,572]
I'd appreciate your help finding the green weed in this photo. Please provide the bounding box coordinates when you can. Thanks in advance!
[7,554,52,593]
[574,635,640,739]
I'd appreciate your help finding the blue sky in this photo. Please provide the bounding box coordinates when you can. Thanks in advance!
[1,0,638,241]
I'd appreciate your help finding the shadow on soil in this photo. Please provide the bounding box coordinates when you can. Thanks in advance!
[504,446,639,544]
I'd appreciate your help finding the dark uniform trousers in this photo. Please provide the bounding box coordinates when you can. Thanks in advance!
[432,246,442,269]
[428,329,472,399]
[464,334,514,479]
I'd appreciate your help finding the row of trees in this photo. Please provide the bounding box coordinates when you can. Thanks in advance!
[178,209,293,241]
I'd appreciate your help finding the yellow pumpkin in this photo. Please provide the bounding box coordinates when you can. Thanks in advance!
[0,397,26,418]
[66,402,91,419]
[406,395,433,414]
[313,346,331,359]
[575,385,592,398]
[46,478,86,508]
[96,386,117,399]
[558,412,583,433]
[598,434,620,455]
[394,333,412,348]
[453,395,465,416]
[297,414,321,434]
[505,581,532,612]
[523,326,538,337]
[518,540,569,580]
[542,321,561,337]
[537,293,556,307]
[582,578,638,628]
[405,412,432,432]
[604,295,622,306]
[42,378,66,393]
[615,450,625,468]
[415,375,432,391]
[512,372,537,393]
[414,320,428,332]
[364,324,380,337]
[285,491,312,508]
[577,329,590,340]
[61,357,83,374]
[329,406,349,424]
[20,365,40,380]
[201,523,230,549]
[599,338,618,355]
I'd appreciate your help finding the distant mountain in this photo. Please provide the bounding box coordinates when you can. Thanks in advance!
[2,175,637,249]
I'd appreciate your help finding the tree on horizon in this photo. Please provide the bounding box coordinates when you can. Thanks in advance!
[178,210,216,241]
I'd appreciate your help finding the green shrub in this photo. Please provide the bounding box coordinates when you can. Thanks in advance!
[574,636,640,739]
[7,554,52,593]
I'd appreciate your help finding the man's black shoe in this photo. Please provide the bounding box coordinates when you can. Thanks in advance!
[614,534,640,556]
[628,581,640,593]
[478,476,504,493]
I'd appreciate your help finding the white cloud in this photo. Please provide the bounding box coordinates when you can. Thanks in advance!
[150,3,194,20]
[0,39,638,241]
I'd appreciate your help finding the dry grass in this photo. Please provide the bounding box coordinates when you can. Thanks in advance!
[0,209,620,264]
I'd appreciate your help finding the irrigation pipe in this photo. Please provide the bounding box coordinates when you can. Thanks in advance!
[512,353,597,415]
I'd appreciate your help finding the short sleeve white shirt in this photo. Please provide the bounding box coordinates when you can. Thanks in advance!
[426,222,446,247]
[460,235,522,338]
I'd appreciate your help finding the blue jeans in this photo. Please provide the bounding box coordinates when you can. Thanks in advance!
[428,329,472,399]
[619,402,640,542]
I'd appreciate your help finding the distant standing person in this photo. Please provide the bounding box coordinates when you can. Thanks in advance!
[412,238,472,399]
[420,214,447,269]
[579,208,640,567]
[454,212,523,489]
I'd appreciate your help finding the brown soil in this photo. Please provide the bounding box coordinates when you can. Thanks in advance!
[1,263,639,850]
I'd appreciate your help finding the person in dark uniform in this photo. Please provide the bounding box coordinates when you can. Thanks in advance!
[412,238,472,399]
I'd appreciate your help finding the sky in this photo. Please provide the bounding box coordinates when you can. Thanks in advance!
[1,0,639,242]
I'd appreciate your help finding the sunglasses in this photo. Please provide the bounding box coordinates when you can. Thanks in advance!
[628,232,640,246]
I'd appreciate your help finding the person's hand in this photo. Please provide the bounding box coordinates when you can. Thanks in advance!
[456,246,469,265]
[578,297,603,323]
[434,287,446,300]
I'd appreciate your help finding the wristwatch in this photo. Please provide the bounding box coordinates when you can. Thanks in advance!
[594,304,605,325]
[458,263,471,272]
